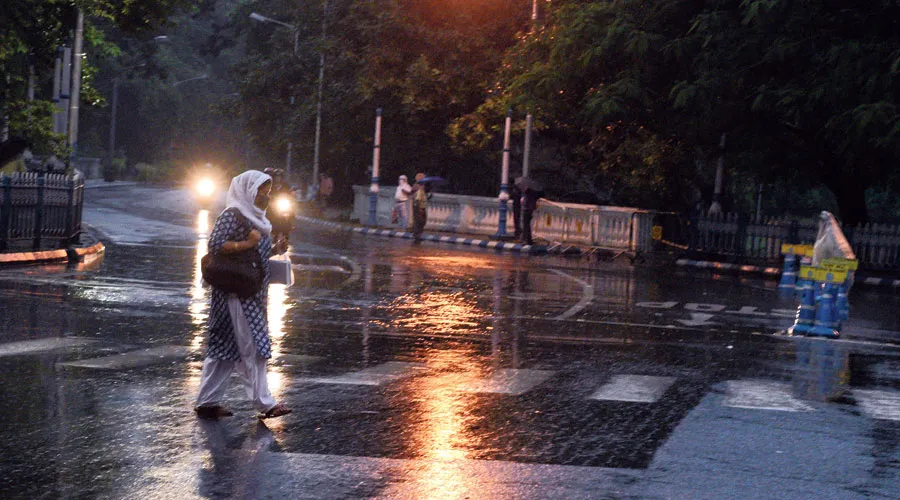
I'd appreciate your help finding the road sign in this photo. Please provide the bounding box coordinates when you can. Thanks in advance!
[781,244,814,256]
[820,258,858,272]
[799,265,848,284]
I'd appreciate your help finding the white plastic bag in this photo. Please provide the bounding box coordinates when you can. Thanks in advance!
[269,254,294,286]
[812,211,855,266]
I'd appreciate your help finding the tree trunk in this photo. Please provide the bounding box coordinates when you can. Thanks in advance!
[823,176,868,226]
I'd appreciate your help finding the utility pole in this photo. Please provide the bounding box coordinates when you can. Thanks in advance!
[708,133,727,215]
[67,9,85,159]
[312,0,328,189]
[496,109,513,238]
[367,108,382,227]
[107,78,119,166]
[522,0,538,178]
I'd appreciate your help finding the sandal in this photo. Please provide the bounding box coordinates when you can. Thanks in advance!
[258,403,292,420]
[195,405,234,419]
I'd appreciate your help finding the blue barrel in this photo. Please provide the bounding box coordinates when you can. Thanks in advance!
[808,282,840,338]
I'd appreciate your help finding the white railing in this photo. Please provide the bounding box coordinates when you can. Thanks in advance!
[352,186,653,251]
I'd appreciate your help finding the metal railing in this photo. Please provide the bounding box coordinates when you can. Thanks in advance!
[351,186,650,251]
[0,172,84,251]
[668,212,900,271]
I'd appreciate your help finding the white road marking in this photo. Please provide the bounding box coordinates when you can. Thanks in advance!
[58,346,193,370]
[301,361,424,386]
[852,389,900,421]
[0,337,97,357]
[589,375,677,403]
[675,313,717,327]
[549,270,595,320]
[456,369,555,395]
[723,380,814,412]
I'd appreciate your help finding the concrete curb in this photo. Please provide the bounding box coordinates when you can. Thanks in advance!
[675,258,782,276]
[0,241,104,266]
[676,258,900,290]
[298,216,544,254]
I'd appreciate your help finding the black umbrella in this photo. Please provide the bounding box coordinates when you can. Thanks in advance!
[514,176,542,192]
[416,176,446,185]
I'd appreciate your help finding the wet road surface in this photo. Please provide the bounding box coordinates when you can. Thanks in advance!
[1,184,899,498]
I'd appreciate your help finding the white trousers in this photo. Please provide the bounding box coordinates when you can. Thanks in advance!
[196,296,276,412]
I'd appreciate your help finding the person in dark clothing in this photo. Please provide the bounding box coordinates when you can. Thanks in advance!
[509,180,523,240]
[265,168,293,241]
[411,172,432,240]
[521,187,541,245]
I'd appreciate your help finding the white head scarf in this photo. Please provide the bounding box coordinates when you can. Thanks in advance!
[225,170,273,235]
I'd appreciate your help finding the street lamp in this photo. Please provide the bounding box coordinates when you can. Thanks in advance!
[522,0,539,178]
[250,6,326,188]
[172,73,208,87]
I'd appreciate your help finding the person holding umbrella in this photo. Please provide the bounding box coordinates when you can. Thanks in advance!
[411,173,430,240]
[410,173,446,240]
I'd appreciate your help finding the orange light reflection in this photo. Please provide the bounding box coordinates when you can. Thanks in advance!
[266,281,290,400]
[390,289,483,336]
[400,349,493,499]
[189,211,211,350]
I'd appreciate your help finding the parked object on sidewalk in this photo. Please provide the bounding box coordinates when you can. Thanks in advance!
[195,170,291,420]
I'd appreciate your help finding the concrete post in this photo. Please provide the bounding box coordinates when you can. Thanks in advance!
[67,10,85,158]
[367,108,382,227]
[496,109,512,238]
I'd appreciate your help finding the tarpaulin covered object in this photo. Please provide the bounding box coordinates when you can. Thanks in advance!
[812,211,856,266]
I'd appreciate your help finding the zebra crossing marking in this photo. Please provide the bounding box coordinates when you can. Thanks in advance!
[852,389,900,421]
[300,361,425,386]
[59,345,192,370]
[589,375,677,403]
[0,337,97,357]
[723,380,814,412]
[456,369,555,395]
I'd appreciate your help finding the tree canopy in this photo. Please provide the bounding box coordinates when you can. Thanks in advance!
[4,0,899,223]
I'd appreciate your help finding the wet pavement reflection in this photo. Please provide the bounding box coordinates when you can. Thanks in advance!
[1,203,900,497]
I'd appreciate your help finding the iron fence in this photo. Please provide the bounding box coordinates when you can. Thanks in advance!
[0,172,84,252]
[669,212,900,271]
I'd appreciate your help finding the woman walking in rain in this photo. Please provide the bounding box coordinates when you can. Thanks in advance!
[195,170,292,420]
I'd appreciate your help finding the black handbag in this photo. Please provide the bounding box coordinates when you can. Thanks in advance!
[201,209,264,298]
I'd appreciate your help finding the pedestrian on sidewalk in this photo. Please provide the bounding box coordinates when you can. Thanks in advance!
[394,174,412,230]
[195,170,292,420]
[411,172,432,240]
[521,185,542,246]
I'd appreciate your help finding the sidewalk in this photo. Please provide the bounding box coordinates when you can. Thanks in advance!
[298,215,544,254]
[300,213,900,290]
[0,230,104,266]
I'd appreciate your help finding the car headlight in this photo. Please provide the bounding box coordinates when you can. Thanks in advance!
[196,178,216,197]
[275,195,292,213]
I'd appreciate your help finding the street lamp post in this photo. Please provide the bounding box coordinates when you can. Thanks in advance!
[367,108,382,226]
[522,0,538,178]
[495,109,512,238]
[251,7,326,187]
